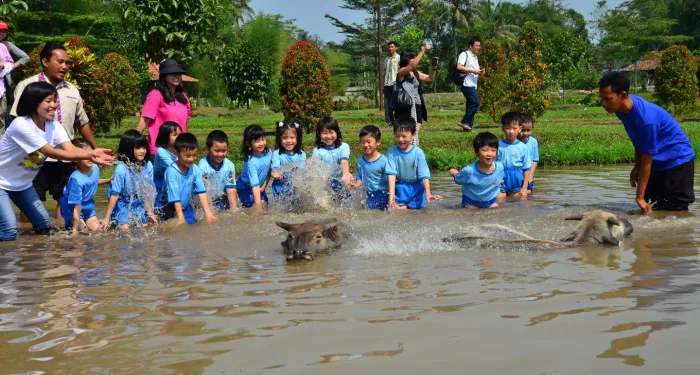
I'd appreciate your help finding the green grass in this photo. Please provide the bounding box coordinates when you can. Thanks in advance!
[95,97,700,177]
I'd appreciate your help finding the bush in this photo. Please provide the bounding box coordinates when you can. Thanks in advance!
[655,45,699,114]
[214,41,271,109]
[508,21,551,118]
[89,53,141,133]
[25,36,140,134]
[280,41,333,133]
[478,39,510,122]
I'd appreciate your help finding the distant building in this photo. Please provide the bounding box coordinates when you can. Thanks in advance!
[621,51,664,86]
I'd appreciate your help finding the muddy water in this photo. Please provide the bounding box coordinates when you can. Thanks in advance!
[1,165,699,374]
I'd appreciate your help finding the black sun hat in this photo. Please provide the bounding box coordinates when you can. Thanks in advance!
[159,58,186,75]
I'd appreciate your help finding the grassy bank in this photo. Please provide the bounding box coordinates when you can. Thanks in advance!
[95,101,700,176]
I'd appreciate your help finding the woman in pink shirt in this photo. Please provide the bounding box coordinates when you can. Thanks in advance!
[136,58,191,159]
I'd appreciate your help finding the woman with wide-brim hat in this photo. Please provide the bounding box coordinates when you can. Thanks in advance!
[135,58,191,160]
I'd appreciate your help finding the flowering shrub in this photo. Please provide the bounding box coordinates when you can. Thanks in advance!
[25,36,140,134]
[655,45,699,114]
[508,21,551,118]
[280,41,333,133]
[478,40,510,122]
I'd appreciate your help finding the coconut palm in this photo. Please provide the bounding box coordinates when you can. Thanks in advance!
[474,0,520,48]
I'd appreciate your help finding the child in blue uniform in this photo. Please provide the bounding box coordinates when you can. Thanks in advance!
[386,115,442,209]
[198,130,238,212]
[271,122,306,204]
[59,139,111,234]
[156,133,218,225]
[496,111,532,199]
[518,113,539,193]
[350,125,389,210]
[237,124,271,213]
[311,116,353,195]
[449,132,505,209]
[103,130,158,230]
[153,121,182,196]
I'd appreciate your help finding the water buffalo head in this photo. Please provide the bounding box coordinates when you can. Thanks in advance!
[560,210,633,246]
[276,218,346,261]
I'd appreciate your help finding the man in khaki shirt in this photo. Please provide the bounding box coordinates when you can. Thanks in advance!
[11,43,97,221]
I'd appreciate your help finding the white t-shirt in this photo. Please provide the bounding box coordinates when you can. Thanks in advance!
[457,50,479,88]
[0,117,70,191]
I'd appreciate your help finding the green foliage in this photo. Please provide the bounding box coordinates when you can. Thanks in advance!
[655,45,699,114]
[0,0,28,26]
[544,28,587,93]
[323,47,351,96]
[280,41,333,133]
[117,0,232,65]
[508,21,551,118]
[478,39,510,122]
[214,42,272,109]
[25,36,140,134]
[89,53,141,133]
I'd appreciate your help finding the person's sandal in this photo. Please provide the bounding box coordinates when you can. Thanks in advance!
[459,123,473,132]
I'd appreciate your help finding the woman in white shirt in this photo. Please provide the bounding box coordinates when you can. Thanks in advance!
[0,82,113,241]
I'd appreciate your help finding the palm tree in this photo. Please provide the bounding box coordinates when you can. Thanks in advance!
[230,0,253,34]
[475,0,520,48]
[428,0,483,56]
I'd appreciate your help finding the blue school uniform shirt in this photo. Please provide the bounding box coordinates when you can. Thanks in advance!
[198,156,236,198]
[238,151,272,188]
[162,163,207,208]
[109,161,154,198]
[497,140,532,171]
[454,161,505,202]
[312,143,350,179]
[356,154,389,192]
[523,136,540,163]
[616,95,695,171]
[153,147,178,190]
[63,164,100,212]
[271,149,307,171]
[385,145,431,182]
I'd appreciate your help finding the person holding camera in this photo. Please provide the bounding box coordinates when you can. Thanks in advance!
[456,38,484,132]
[393,42,438,146]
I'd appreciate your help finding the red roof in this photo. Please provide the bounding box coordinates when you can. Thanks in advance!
[621,51,664,72]
[148,62,199,82]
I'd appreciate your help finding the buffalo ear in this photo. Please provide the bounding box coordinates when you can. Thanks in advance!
[565,215,584,221]
[607,217,620,226]
[601,233,621,246]
[559,231,577,242]
[276,222,293,231]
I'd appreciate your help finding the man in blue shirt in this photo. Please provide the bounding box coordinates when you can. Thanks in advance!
[599,72,695,213]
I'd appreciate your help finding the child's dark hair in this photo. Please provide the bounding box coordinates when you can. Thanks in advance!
[174,133,198,152]
[275,121,303,154]
[155,121,182,148]
[315,116,343,148]
[71,138,91,149]
[206,130,229,149]
[242,124,268,160]
[117,130,149,167]
[393,114,417,134]
[359,125,381,141]
[518,112,535,127]
[501,111,520,127]
[473,132,499,152]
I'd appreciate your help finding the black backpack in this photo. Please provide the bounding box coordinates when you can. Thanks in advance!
[451,52,467,86]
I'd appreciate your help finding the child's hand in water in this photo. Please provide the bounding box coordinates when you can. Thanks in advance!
[449,168,459,177]
[519,188,529,197]
[177,218,187,226]
[206,215,219,224]
[427,194,442,202]
[341,172,353,184]
[271,171,283,180]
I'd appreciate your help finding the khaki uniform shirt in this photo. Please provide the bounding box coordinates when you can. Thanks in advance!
[384,53,400,87]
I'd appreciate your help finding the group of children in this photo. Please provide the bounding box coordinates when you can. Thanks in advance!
[57,111,539,234]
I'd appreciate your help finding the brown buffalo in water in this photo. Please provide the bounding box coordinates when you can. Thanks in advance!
[276,218,347,261]
[444,210,633,249]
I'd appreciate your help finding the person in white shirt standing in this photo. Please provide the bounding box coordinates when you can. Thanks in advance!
[456,38,484,132]
[383,41,400,125]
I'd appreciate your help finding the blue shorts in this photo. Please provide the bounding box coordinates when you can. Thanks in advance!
[501,166,525,193]
[272,177,300,203]
[60,197,97,229]
[110,196,148,227]
[462,195,497,209]
[366,190,389,210]
[395,180,426,210]
[212,195,230,211]
[528,181,534,191]
[237,182,269,208]
[330,179,351,201]
[161,203,197,224]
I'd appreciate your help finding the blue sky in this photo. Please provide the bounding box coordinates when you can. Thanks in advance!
[249,0,626,43]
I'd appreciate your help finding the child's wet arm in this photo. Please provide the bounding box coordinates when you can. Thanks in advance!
[174,202,186,222]
[226,187,238,210]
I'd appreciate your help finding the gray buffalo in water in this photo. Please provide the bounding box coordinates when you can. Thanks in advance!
[276,218,347,261]
[444,210,633,249]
